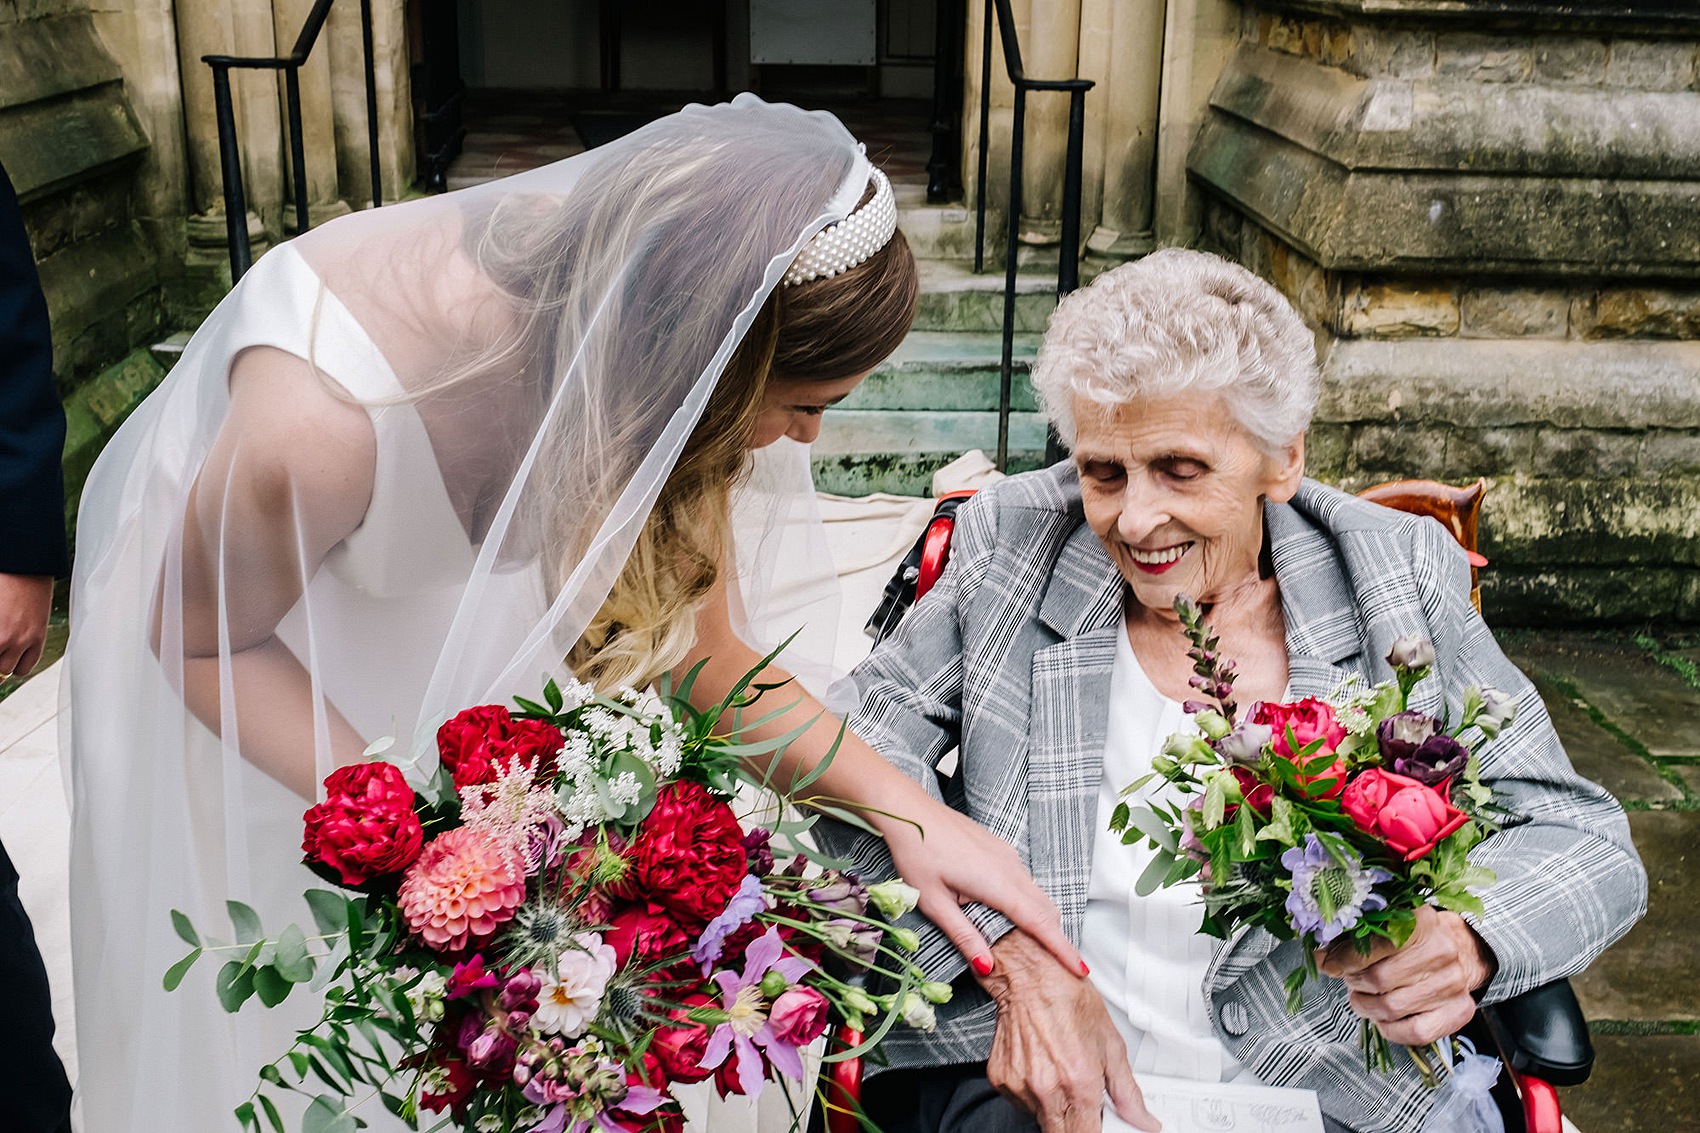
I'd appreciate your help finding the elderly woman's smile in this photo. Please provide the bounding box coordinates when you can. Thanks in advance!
[1073,391,1303,618]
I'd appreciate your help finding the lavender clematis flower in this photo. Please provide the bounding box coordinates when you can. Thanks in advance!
[693,874,768,968]
[1376,710,1441,765]
[699,925,816,1098]
[1281,834,1392,946]
[1394,733,1469,787]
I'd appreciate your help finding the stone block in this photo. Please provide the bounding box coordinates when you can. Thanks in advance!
[1352,27,1435,79]
[1434,426,1537,479]
[1605,38,1698,92]
[1484,567,1700,624]
[0,13,120,110]
[1341,281,1459,338]
[1342,422,1449,477]
[1460,287,1570,339]
[1269,242,1334,329]
[1532,38,1609,86]
[1435,33,1533,83]
[1528,427,1644,479]
[1641,430,1700,475]
[60,347,166,536]
[1574,288,1700,340]
[1516,667,1684,804]
[1319,23,1353,70]
[1483,477,1700,569]
[1304,423,1350,480]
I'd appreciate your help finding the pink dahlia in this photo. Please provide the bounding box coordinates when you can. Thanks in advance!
[398,827,528,953]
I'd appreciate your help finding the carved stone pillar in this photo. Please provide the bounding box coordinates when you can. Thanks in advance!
[1018,0,1082,243]
[272,0,348,229]
[173,0,283,222]
[1086,0,1166,260]
[328,0,415,209]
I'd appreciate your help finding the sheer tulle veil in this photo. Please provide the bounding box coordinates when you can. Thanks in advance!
[65,95,867,1130]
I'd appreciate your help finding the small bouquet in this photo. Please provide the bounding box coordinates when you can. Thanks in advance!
[1110,597,1516,1086]
[167,653,945,1132]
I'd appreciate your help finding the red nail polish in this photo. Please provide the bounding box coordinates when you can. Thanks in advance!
[1079,960,1091,977]
[971,954,994,977]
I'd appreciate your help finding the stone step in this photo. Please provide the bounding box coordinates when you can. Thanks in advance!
[813,328,1049,495]
[912,259,1060,333]
[845,329,1042,411]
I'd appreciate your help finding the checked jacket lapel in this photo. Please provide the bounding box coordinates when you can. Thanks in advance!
[1023,523,1123,944]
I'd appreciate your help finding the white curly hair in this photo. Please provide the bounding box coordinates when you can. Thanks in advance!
[1031,248,1319,454]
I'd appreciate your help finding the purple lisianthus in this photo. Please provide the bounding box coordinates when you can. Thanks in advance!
[1394,733,1469,787]
[1386,634,1436,671]
[820,917,881,971]
[1376,710,1440,765]
[1281,834,1392,946]
[1214,719,1273,767]
[693,873,768,967]
[1476,687,1518,740]
[809,870,870,916]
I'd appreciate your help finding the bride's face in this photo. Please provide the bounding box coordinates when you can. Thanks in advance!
[748,370,869,449]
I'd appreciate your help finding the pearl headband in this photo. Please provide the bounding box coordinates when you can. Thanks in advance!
[782,167,898,288]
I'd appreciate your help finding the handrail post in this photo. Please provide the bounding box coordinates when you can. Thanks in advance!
[285,64,310,235]
[973,0,992,274]
[997,86,1025,470]
[1059,88,1085,298]
[210,63,253,282]
[362,0,382,208]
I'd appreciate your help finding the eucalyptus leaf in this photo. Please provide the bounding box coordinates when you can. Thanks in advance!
[235,1102,258,1132]
[360,736,395,758]
[163,947,202,992]
[305,889,349,936]
[171,909,201,948]
[1134,848,1176,897]
[254,965,293,1008]
[216,960,257,1012]
[227,900,263,946]
[303,1096,358,1133]
[1124,804,1180,853]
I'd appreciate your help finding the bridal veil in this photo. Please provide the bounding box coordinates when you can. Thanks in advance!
[66,96,867,1130]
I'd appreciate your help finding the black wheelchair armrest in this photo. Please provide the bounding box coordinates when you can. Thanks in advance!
[1480,977,1594,1087]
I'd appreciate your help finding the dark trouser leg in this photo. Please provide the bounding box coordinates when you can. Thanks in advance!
[863,1063,1038,1133]
[0,838,73,1133]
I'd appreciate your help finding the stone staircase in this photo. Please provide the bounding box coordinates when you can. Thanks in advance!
[812,181,1068,496]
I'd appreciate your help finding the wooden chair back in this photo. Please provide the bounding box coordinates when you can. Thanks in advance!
[1356,478,1489,611]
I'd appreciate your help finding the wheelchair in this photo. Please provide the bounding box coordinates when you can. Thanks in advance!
[824,479,1592,1133]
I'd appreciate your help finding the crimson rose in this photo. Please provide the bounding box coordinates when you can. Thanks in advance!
[1251,698,1349,799]
[301,761,424,886]
[613,781,748,927]
[436,705,563,789]
[604,901,692,966]
[649,993,716,1084]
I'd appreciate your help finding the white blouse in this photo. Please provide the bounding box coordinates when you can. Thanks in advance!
[1082,627,1249,1082]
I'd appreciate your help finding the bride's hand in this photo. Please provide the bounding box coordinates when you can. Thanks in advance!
[873,796,1087,979]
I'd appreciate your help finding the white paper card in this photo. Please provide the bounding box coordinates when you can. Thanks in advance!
[1103,1074,1326,1133]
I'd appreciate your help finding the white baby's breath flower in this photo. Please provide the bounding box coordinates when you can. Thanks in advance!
[609,771,642,806]
[560,679,595,710]
[1338,704,1374,737]
[654,732,684,777]
[586,708,621,740]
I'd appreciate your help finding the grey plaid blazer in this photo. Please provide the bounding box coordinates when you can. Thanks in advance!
[816,464,1646,1133]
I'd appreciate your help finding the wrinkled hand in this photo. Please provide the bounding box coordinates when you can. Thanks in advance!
[980,929,1160,1133]
[0,573,53,679]
[875,796,1086,978]
[1317,905,1498,1046]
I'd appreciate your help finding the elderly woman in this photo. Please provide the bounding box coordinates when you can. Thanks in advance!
[816,249,1645,1133]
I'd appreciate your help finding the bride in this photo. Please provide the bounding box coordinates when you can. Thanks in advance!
[65,96,1082,1130]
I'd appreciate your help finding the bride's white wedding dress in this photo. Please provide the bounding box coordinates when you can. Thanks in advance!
[67,97,869,1133]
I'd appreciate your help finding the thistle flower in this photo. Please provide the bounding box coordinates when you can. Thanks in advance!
[502,899,576,973]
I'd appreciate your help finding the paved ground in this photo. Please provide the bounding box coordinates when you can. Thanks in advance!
[1495,629,1700,1131]
[4,622,1698,1128]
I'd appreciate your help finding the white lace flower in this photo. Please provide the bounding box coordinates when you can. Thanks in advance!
[532,933,618,1038]
[654,731,684,777]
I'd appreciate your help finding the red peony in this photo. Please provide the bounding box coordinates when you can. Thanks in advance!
[1227,767,1274,819]
[613,782,749,928]
[436,705,563,789]
[301,761,424,886]
[650,993,716,1084]
[604,901,692,966]
[1251,698,1349,799]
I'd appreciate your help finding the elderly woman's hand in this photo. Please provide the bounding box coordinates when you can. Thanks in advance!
[875,797,1088,979]
[1317,905,1499,1046]
[980,929,1161,1133]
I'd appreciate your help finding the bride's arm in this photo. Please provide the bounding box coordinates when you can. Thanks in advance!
[681,575,1084,976]
[160,347,374,799]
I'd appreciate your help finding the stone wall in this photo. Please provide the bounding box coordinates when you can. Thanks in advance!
[1191,0,1700,624]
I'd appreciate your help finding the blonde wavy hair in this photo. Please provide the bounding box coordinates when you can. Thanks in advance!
[468,166,917,693]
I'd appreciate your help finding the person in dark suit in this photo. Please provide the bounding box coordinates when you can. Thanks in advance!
[0,157,75,1133]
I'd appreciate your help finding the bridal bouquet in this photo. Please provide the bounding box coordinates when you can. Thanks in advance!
[166,655,944,1132]
[1110,597,1513,1085]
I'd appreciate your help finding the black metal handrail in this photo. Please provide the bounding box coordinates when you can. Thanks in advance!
[204,0,383,281]
[972,0,1093,467]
